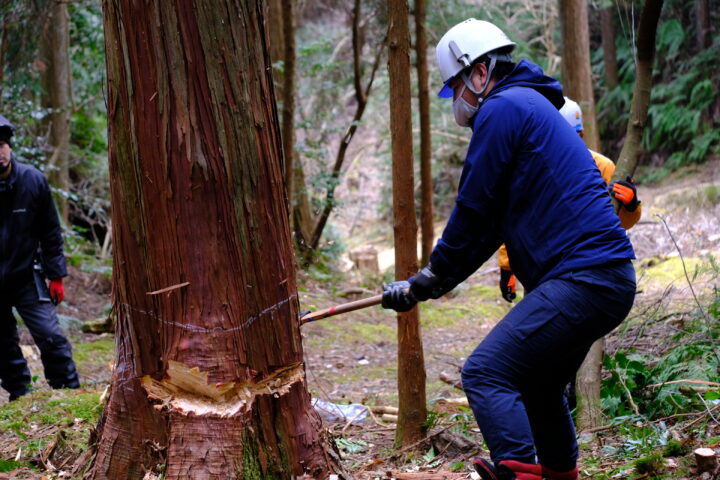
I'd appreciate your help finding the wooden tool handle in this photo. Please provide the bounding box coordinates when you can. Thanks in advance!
[300,294,383,324]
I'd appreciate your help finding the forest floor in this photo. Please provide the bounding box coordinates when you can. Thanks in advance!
[0,160,719,479]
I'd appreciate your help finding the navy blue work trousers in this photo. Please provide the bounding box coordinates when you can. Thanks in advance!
[461,261,636,472]
[0,280,80,400]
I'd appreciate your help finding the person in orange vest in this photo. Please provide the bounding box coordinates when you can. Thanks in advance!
[498,96,642,303]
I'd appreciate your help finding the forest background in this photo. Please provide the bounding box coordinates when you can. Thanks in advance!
[0,0,719,478]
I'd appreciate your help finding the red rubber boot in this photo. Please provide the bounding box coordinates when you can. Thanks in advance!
[541,465,579,480]
[473,458,542,480]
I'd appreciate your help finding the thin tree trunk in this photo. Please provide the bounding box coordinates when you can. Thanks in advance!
[577,0,664,432]
[308,0,384,251]
[614,0,664,180]
[415,0,433,267]
[696,0,711,51]
[0,17,9,95]
[281,0,297,213]
[575,340,605,429]
[90,2,333,478]
[388,0,427,447]
[39,0,72,223]
[600,7,619,90]
[560,0,600,151]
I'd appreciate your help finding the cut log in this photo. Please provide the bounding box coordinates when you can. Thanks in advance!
[694,447,717,473]
[370,405,399,415]
[435,397,469,407]
[439,371,464,391]
[381,413,399,423]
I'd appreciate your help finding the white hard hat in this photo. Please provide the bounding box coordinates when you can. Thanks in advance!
[435,19,516,98]
[559,97,583,131]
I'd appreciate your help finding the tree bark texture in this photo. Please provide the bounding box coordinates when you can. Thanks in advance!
[415,0,433,267]
[600,7,619,90]
[39,0,72,223]
[614,0,664,180]
[575,339,604,430]
[281,0,297,213]
[92,1,332,478]
[696,0,711,51]
[388,0,427,447]
[559,0,600,151]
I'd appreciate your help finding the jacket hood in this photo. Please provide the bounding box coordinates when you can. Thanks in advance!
[488,59,565,109]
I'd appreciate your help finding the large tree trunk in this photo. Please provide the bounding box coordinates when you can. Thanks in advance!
[415,0,433,267]
[600,7,619,90]
[577,0,664,431]
[39,0,72,223]
[560,0,600,151]
[90,2,333,478]
[388,0,427,447]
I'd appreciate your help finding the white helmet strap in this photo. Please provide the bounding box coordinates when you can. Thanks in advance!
[460,51,511,98]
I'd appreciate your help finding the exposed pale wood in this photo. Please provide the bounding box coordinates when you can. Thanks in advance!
[694,447,718,473]
[439,371,464,391]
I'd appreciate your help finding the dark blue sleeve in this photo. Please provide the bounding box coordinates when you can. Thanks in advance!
[36,176,67,279]
[428,203,501,289]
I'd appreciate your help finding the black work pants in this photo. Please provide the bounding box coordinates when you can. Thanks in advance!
[0,281,80,400]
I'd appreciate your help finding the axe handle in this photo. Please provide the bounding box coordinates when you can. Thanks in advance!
[300,294,383,324]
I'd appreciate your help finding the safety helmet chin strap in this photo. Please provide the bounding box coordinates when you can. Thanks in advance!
[460,52,513,99]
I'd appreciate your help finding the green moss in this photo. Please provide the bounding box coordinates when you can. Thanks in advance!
[73,337,115,364]
[634,451,664,476]
[242,440,263,480]
[322,320,396,345]
[45,392,103,423]
[639,256,701,287]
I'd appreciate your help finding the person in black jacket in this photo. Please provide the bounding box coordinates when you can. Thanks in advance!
[0,114,79,401]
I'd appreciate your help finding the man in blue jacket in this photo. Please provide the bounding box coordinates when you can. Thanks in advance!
[382,19,636,480]
[0,115,79,401]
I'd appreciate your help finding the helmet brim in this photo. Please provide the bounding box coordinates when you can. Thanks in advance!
[438,82,454,98]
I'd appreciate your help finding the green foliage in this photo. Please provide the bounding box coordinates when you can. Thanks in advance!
[595,0,720,175]
[602,256,720,421]
[662,439,690,457]
[633,451,665,476]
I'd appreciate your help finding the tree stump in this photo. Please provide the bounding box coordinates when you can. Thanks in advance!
[349,245,379,273]
[694,447,717,473]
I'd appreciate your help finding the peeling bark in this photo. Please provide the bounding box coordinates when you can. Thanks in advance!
[90,1,333,478]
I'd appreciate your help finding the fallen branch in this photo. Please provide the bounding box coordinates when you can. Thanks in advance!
[439,372,463,391]
[647,379,720,388]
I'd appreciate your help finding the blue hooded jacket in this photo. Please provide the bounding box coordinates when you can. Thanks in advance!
[429,59,635,292]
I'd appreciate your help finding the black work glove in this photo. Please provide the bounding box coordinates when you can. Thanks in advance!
[609,175,640,212]
[409,265,448,301]
[499,268,516,303]
[382,280,417,312]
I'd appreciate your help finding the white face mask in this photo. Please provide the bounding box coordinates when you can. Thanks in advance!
[452,84,479,127]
